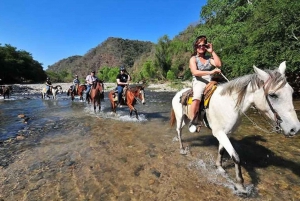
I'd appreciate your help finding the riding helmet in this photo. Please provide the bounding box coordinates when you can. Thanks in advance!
[120,66,125,71]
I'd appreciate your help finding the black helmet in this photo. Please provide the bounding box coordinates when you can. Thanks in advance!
[46,77,49,80]
[120,66,125,71]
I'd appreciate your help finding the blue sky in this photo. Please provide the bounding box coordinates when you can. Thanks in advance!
[0,0,206,69]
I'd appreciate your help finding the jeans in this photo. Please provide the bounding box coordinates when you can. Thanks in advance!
[117,86,124,104]
[46,86,50,94]
[86,85,91,99]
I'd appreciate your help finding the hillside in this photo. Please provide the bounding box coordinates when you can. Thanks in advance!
[47,37,154,78]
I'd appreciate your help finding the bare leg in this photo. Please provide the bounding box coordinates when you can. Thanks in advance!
[190,99,200,121]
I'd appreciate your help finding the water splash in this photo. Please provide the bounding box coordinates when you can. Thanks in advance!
[188,152,256,197]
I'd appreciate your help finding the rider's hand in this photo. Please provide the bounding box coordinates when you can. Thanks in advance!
[211,68,221,75]
[206,43,213,53]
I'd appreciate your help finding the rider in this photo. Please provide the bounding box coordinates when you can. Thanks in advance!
[45,77,52,95]
[85,70,99,100]
[116,66,131,106]
[189,35,222,128]
[71,75,80,93]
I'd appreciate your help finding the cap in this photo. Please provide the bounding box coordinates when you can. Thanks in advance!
[120,66,125,71]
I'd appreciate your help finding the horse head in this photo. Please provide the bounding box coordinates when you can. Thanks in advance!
[55,85,63,94]
[252,61,300,136]
[133,85,146,105]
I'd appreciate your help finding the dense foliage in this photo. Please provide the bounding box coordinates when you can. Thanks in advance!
[133,0,300,95]
[0,44,46,84]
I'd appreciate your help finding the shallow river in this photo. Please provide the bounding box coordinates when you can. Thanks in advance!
[0,89,300,201]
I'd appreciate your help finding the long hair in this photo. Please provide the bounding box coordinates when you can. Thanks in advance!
[192,35,207,56]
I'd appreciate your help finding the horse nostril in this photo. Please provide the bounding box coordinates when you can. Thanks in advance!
[290,128,298,135]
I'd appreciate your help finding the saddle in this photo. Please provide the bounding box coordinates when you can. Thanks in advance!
[180,81,217,108]
[113,86,128,104]
[180,81,218,131]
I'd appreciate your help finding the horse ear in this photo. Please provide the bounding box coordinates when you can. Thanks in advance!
[278,61,286,75]
[253,65,270,83]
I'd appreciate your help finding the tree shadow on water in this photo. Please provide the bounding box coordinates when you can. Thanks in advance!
[182,134,300,186]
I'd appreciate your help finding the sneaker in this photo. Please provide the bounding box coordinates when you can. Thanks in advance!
[188,121,197,133]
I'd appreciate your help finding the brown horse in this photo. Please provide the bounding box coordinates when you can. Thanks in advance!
[67,84,87,101]
[108,85,146,119]
[89,80,104,112]
[0,85,10,99]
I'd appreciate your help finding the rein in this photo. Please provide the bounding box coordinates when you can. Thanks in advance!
[128,87,143,104]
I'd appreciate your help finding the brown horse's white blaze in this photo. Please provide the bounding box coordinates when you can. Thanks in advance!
[108,85,145,119]
[170,61,300,193]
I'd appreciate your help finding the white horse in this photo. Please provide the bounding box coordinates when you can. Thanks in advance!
[42,85,63,99]
[170,61,300,193]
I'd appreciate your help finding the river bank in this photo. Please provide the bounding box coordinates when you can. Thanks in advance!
[9,81,191,95]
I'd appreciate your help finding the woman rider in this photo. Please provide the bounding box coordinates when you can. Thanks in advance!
[189,35,222,130]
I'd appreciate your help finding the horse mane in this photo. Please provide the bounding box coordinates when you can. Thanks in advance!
[220,69,287,107]
[128,84,144,92]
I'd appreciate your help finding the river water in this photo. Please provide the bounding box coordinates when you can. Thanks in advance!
[0,89,300,201]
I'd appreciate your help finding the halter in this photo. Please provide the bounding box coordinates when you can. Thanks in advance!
[263,79,283,132]
[128,86,144,104]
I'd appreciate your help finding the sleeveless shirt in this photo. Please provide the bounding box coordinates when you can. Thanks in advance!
[193,55,214,81]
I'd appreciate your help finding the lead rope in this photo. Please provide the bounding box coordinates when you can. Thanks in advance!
[220,72,276,134]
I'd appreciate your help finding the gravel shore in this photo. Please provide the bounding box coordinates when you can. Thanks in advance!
[10,81,191,94]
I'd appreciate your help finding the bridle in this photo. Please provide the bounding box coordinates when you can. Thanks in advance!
[265,92,283,132]
[128,87,144,103]
[263,79,283,132]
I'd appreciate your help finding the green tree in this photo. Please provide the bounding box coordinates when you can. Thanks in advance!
[166,70,176,81]
[154,35,172,78]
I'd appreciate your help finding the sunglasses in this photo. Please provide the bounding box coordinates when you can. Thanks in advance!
[197,44,208,48]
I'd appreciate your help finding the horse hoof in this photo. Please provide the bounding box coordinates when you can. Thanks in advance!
[234,183,248,195]
[172,137,179,142]
[189,125,197,133]
[180,149,188,155]
[217,166,226,173]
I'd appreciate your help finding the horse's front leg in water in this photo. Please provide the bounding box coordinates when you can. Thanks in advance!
[214,131,246,193]
[128,104,139,119]
[133,108,139,119]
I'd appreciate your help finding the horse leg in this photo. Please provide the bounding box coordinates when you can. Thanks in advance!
[127,103,139,119]
[216,144,226,173]
[214,131,246,193]
[93,100,96,113]
[98,99,101,112]
[177,115,189,155]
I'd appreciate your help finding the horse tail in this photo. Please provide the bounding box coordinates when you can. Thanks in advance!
[170,109,176,127]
